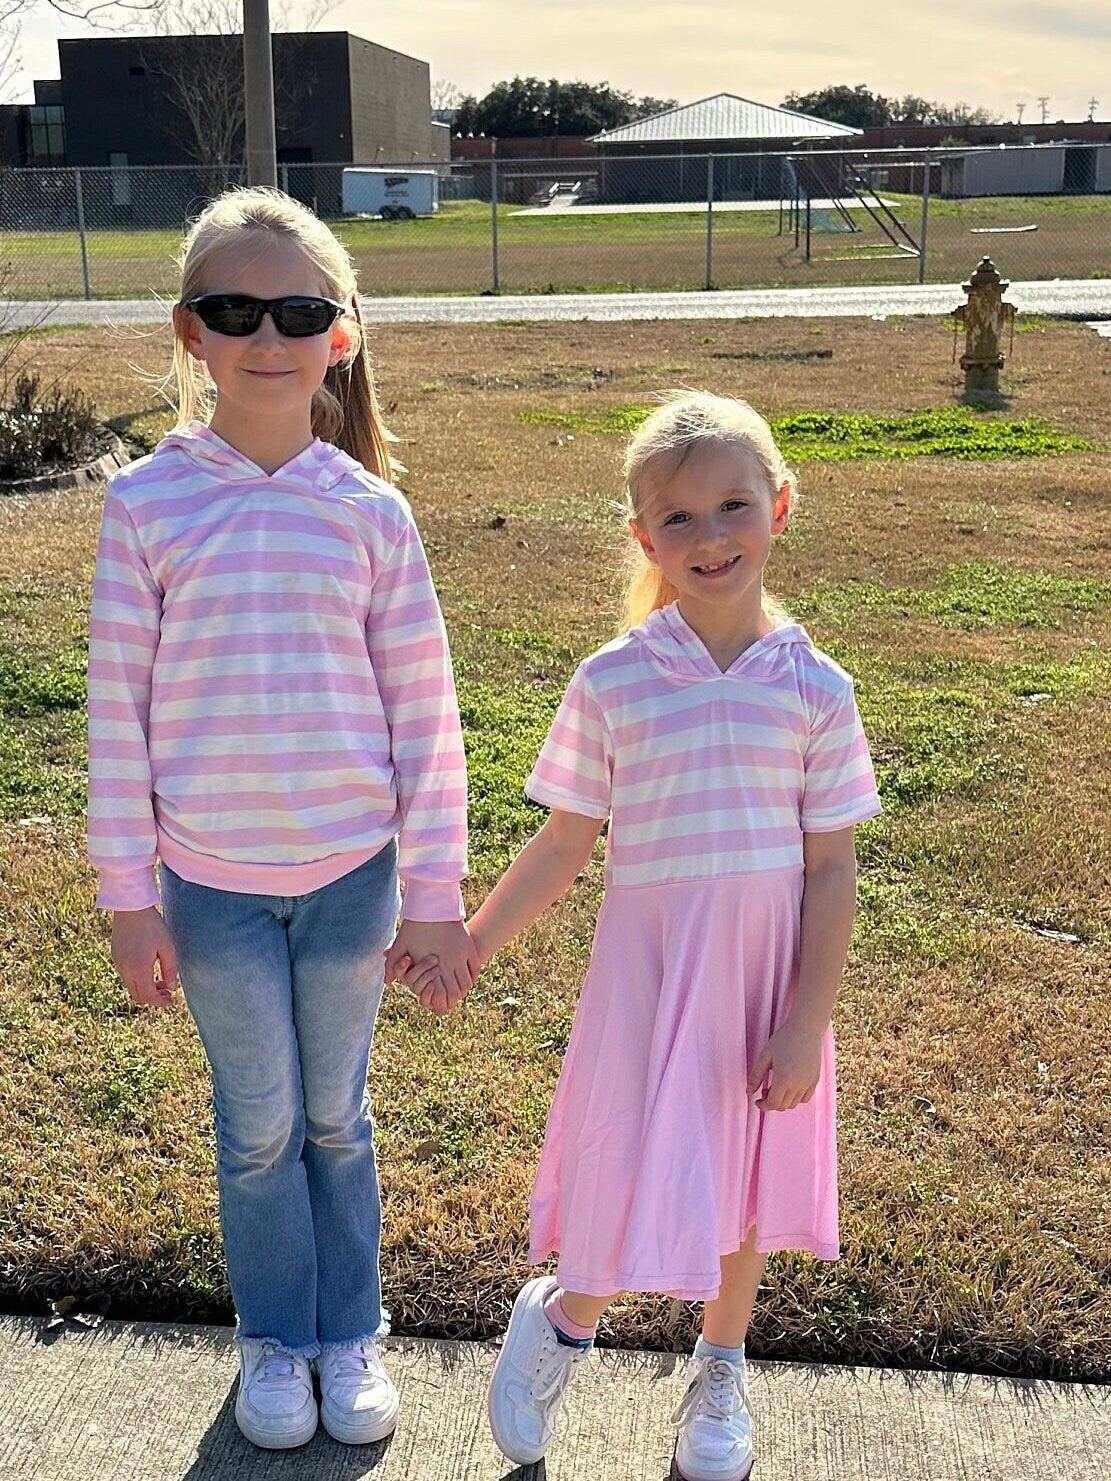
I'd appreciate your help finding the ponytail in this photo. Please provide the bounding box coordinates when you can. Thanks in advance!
[313,297,394,482]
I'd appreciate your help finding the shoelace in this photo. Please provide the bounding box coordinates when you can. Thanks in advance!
[671,1357,749,1429]
[255,1349,307,1393]
[530,1331,587,1444]
[325,1344,382,1385]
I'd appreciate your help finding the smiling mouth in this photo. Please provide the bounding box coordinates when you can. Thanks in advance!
[692,556,739,575]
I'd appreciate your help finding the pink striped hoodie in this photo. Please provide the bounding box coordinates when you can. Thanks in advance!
[87,422,467,918]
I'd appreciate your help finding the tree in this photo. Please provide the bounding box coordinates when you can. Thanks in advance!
[890,95,999,126]
[0,0,157,103]
[453,77,676,137]
[431,78,462,112]
[142,0,335,170]
[782,83,1000,130]
[782,84,892,129]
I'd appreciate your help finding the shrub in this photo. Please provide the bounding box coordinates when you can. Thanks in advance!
[0,372,100,481]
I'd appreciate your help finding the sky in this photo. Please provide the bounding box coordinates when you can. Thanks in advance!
[10,0,1111,122]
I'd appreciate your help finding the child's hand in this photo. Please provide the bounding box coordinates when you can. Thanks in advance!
[393,952,465,1016]
[384,919,479,1010]
[111,906,179,1009]
[746,1018,824,1112]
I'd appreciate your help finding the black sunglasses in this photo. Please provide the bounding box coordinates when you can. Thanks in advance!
[183,293,346,338]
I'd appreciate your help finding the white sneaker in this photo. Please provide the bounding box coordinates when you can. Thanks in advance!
[317,1341,399,1445]
[235,1341,317,1449]
[672,1353,754,1481]
[487,1276,591,1465]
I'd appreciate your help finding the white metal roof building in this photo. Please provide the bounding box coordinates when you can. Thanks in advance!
[589,93,861,203]
[591,94,860,148]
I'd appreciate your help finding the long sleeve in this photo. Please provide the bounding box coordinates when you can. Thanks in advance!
[86,487,163,910]
[365,508,467,921]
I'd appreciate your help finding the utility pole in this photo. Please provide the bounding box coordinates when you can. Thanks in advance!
[1015,102,1025,124]
[243,0,277,187]
[1088,96,1099,122]
[1037,95,1049,124]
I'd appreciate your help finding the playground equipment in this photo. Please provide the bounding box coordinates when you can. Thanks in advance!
[779,153,920,262]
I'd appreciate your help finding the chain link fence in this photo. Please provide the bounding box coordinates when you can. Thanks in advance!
[1,145,1109,302]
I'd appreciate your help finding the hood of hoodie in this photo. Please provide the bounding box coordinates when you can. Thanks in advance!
[632,602,813,684]
[156,421,363,493]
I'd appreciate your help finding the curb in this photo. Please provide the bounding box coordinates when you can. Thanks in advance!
[0,430,132,497]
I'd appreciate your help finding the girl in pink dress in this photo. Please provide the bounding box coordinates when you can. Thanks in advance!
[404,391,881,1481]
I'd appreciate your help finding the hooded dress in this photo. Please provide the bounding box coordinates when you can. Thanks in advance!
[523,603,881,1301]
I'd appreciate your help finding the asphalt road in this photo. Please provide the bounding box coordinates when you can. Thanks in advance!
[8,278,1111,330]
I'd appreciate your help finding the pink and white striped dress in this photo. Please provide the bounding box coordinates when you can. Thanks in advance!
[524,602,880,1300]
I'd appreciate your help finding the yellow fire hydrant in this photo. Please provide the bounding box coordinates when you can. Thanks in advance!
[952,257,1016,396]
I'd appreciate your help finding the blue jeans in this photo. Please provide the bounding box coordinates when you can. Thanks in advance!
[162,843,399,1356]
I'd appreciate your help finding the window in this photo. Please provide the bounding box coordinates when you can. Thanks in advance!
[25,105,66,167]
[109,151,131,207]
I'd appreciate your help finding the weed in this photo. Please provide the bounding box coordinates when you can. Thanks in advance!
[0,646,87,717]
[519,406,1093,461]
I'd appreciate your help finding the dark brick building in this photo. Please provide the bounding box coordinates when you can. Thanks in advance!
[0,30,448,216]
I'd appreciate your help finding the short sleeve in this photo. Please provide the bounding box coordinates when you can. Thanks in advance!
[801,682,882,832]
[526,668,612,819]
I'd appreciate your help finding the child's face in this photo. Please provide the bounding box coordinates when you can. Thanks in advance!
[630,440,790,618]
[176,237,350,426]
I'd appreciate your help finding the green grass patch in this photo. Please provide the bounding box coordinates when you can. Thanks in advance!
[798,561,1111,630]
[0,646,89,820]
[0,721,86,820]
[856,679,998,809]
[77,1041,177,1133]
[854,877,973,967]
[1003,649,1111,698]
[886,190,1111,219]
[519,405,1092,460]
[458,678,557,873]
[0,646,87,717]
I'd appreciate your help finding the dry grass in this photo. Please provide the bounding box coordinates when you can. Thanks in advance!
[1,315,1108,1379]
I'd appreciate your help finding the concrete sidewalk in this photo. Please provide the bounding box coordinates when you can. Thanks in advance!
[1,1315,1106,1480]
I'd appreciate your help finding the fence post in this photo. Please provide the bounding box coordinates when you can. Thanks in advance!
[279,162,290,197]
[918,150,931,284]
[704,154,715,290]
[805,195,812,262]
[73,168,91,302]
[490,153,500,294]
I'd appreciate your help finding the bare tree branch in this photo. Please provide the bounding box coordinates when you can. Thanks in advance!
[0,18,19,102]
[0,0,157,23]
[143,0,326,168]
[431,78,461,112]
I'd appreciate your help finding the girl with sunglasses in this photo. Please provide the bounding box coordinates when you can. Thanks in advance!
[87,187,476,1450]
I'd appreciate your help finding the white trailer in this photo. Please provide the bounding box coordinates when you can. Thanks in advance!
[341,168,439,219]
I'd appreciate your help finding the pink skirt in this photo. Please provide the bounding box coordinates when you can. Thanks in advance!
[528,866,838,1301]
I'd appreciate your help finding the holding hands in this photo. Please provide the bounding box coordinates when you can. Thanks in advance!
[384,919,482,1016]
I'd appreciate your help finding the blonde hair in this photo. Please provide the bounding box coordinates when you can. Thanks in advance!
[622,391,797,630]
[170,187,393,481]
